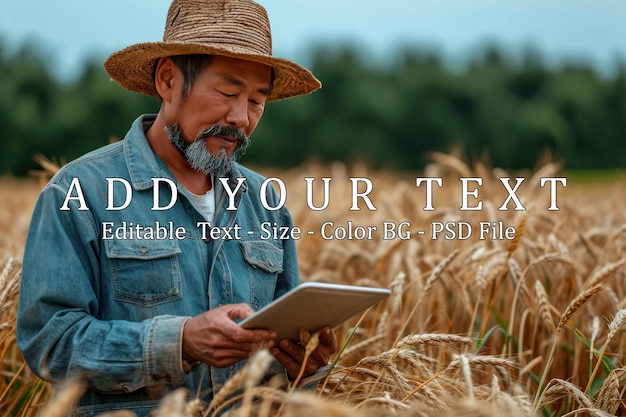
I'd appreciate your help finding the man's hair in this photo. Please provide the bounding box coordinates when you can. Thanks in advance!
[170,54,214,101]
[161,54,276,102]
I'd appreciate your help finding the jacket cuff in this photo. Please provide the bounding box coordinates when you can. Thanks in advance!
[144,315,189,385]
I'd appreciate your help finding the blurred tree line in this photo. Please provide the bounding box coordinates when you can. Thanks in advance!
[1,40,625,175]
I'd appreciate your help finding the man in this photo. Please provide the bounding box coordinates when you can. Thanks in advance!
[16,1,337,416]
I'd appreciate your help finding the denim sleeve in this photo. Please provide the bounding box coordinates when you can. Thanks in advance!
[16,183,188,392]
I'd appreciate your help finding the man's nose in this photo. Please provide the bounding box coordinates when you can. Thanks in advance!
[224,97,250,128]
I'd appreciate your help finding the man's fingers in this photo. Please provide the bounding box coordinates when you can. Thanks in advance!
[209,339,273,351]
[270,346,303,377]
[273,339,323,378]
[197,339,276,368]
[279,339,305,363]
[210,352,255,368]
[222,323,276,343]
[319,326,338,351]
[211,305,276,342]
[182,304,277,365]
[223,303,255,320]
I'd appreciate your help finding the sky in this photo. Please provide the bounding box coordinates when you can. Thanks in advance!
[1,0,626,81]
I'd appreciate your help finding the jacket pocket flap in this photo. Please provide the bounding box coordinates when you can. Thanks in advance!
[239,240,284,273]
[105,238,182,260]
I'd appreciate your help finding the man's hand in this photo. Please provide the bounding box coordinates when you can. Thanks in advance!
[270,326,337,379]
[182,304,276,368]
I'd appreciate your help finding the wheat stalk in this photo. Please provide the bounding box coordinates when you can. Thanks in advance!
[533,284,604,411]
[585,259,625,290]
[459,354,474,399]
[205,349,273,416]
[542,379,596,411]
[35,381,85,417]
[585,308,626,394]
[506,213,527,257]
[535,280,556,332]
[589,316,601,369]
[290,332,320,389]
[396,333,474,350]
[557,284,604,332]
[396,250,458,342]
[596,370,620,414]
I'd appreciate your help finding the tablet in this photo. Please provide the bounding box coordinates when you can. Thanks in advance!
[240,282,390,341]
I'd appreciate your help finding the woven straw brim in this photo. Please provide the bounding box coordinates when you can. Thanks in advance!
[104,42,321,102]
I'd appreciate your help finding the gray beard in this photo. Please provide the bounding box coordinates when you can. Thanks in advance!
[164,124,250,177]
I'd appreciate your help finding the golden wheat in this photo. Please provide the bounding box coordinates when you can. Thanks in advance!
[3,155,626,416]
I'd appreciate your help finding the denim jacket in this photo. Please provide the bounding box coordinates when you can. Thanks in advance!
[16,115,300,417]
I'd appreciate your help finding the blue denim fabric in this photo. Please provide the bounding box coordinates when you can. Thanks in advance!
[16,115,300,417]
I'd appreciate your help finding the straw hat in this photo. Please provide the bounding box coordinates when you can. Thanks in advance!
[104,0,321,101]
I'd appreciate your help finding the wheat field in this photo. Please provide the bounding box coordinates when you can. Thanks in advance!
[2,155,626,416]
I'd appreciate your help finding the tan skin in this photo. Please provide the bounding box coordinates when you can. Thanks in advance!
[146,55,337,378]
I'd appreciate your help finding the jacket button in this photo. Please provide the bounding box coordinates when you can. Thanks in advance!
[268,261,274,267]
[140,247,148,254]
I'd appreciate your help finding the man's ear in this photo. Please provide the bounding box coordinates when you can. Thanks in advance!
[154,57,177,103]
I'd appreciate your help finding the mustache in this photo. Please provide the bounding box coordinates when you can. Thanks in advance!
[197,125,248,144]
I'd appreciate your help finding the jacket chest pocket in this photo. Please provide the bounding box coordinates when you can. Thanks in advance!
[239,240,284,274]
[105,239,183,307]
[239,240,284,310]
